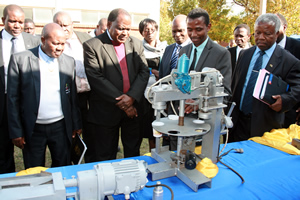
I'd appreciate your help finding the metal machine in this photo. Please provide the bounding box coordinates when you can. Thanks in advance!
[0,159,148,200]
[146,67,233,192]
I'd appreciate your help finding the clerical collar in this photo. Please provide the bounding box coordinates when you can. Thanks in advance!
[106,29,122,46]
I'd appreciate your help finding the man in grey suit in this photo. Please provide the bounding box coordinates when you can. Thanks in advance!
[83,8,149,162]
[7,23,82,169]
[0,4,40,173]
[159,14,190,79]
[179,8,231,98]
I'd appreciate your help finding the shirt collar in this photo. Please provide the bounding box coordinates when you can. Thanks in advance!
[254,42,277,58]
[277,34,286,48]
[39,45,55,63]
[192,37,209,51]
[177,38,191,48]
[2,29,22,40]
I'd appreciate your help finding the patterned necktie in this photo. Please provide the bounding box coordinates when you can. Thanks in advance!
[170,45,182,70]
[11,37,18,54]
[189,49,197,71]
[241,50,265,115]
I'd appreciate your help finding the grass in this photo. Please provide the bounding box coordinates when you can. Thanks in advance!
[14,138,150,172]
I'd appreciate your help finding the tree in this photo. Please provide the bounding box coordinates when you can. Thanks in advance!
[233,0,300,36]
[159,0,242,44]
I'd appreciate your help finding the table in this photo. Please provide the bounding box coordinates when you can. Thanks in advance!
[1,140,300,200]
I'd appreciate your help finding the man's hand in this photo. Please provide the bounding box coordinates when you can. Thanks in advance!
[12,137,25,149]
[269,95,282,112]
[151,69,159,81]
[184,99,198,114]
[124,106,138,118]
[72,129,82,138]
[116,94,135,111]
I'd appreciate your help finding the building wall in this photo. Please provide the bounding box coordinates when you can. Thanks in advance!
[0,0,160,39]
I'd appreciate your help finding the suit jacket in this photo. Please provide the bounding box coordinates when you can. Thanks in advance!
[285,36,300,60]
[159,43,176,79]
[83,31,149,126]
[0,30,40,123]
[231,45,300,137]
[7,46,81,144]
[74,31,92,44]
[179,38,232,95]
[228,46,237,73]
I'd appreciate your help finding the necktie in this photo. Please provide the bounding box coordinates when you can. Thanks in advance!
[241,50,265,115]
[189,49,197,71]
[170,45,182,70]
[11,37,18,54]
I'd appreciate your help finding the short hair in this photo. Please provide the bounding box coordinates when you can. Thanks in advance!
[3,4,24,18]
[276,13,287,27]
[255,13,281,33]
[98,18,107,26]
[187,8,210,26]
[138,18,158,35]
[53,11,71,22]
[234,24,250,35]
[25,18,35,25]
[107,8,131,23]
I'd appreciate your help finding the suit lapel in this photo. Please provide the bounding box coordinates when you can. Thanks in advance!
[265,45,281,74]
[30,47,41,106]
[101,32,122,75]
[195,38,211,72]
[0,30,4,86]
[124,38,133,78]
[57,55,67,103]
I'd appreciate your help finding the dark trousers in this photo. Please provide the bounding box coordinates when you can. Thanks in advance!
[0,96,15,174]
[77,91,90,133]
[84,114,142,163]
[23,119,70,169]
[229,111,252,142]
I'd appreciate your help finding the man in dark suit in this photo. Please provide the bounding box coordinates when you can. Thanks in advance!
[275,13,300,128]
[179,8,231,96]
[230,14,300,142]
[53,11,92,138]
[159,14,191,79]
[7,23,82,169]
[83,8,149,162]
[0,4,40,173]
[228,24,251,74]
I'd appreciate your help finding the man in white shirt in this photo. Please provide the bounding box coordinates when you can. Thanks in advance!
[228,24,251,73]
[7,23,82,169]
[0,4,40,173]
[89,18,107,37]
[53,11,91,136]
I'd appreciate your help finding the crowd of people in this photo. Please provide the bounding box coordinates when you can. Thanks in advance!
[1,4,300,174]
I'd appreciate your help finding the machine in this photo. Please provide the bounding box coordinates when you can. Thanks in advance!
[146,64,233,191]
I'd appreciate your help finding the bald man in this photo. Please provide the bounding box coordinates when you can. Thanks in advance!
[89,18,108,37]
[159,14,191,79]
[7,23,82,169]
[0,4,40,173]
[53,11,91,137]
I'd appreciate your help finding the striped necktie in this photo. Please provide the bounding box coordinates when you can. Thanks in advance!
[170,45,182,70]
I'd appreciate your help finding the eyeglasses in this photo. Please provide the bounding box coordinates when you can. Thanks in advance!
[144,28,156,33]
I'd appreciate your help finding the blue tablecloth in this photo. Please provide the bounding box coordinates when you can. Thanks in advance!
[1,140,300,200]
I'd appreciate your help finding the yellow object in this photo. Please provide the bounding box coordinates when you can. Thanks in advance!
[196,157,218,178]
[249,124,300,155]
[144,152,152,156]
[195,146,202,154]
[16,167,48,176]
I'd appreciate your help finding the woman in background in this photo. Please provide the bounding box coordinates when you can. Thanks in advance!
[139,18,167,150]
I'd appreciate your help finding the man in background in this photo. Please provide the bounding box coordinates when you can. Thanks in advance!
[159,14,191,79]
[53,11,91,135]
[24,18,36,35]
[275,13,300,128]
[89,18,107,37]
[228,24,251,73]
[0,4,40,174]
